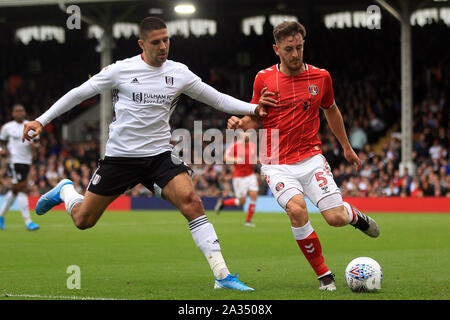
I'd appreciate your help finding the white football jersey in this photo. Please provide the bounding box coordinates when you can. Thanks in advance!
[88,54,203,157]
[0,120,36,165]
[36,54,256,158]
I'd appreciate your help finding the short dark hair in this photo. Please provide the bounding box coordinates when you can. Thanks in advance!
[273,21,306,44]
[139,16,167,39]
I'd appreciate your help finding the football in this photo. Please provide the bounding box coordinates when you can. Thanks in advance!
[344,257,383,292]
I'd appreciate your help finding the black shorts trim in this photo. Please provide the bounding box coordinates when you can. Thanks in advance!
[87,151,192,196]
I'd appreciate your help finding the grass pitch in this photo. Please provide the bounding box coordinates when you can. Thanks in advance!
[0,209,449,300]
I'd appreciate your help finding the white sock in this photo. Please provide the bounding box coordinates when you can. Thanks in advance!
[60,184,84,216]
[291,220,314,240]
[189,215,230,280]
[343,202,357,224]
[0,191,17,217]
[17,192,32,225]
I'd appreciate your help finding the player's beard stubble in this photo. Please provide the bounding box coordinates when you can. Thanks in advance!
[286,57,303,73]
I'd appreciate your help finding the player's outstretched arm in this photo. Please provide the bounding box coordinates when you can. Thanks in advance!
[23,62,118,143]
[184,80,270,117]
[322,102,362,170]
[22,81,99,142]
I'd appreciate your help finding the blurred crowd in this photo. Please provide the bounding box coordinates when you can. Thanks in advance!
[0,18,448,199]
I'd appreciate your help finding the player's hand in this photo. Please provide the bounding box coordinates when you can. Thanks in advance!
[254,104,268,117]
[258,87,277,111]
[0,149,8,157]
[227,116,243,129]
[22,120,43,143]
[344,147,362,171]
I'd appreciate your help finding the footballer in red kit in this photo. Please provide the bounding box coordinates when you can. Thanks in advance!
[214,132,259,227]
[228,21,380,291]
[250,63,334,164]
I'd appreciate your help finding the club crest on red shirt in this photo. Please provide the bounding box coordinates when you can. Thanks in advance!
[308,84,319,95]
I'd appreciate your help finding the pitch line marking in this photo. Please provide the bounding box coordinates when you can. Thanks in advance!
[3,293,126,300]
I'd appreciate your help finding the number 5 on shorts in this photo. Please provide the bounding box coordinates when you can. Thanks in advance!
[315,171,328,187]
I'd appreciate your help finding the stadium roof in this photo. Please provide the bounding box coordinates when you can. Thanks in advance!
[0,0,443,28]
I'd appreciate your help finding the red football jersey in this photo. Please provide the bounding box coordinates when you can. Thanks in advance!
[226,141,257,177]
[251,63,335,164]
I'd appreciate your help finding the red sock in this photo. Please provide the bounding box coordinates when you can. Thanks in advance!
[296,231,329,277]
[246,202,256,222]
[223,198,238,206]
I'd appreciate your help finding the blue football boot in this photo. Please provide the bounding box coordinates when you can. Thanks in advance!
[35,179,73,215]
[214,274,255,291]
[26,221,40,231]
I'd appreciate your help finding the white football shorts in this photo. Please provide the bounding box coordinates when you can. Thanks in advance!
[261,154,341,210]
[232,173,259,198]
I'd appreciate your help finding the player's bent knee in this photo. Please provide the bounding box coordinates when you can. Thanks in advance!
[285,197,308,226]
[74,218,95,230]
[179,191,203,215]
[72,209,101,230]
[180,191,201,206]
[75,222,90,230]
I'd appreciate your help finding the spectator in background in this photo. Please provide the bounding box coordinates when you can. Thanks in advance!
[349,120,368,152]
[429,138,443,160]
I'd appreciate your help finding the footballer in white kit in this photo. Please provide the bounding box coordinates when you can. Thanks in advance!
[22,17,271,292]
[0,104,40,231]
[34,46,260,198]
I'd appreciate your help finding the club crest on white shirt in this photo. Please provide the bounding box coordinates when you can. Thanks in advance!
[132,92,143,103]
[165,76,174,86]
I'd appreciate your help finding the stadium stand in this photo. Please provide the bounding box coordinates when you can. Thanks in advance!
[0,15,448,199]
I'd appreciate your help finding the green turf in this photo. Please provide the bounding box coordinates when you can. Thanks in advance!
[0,210,449,300]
